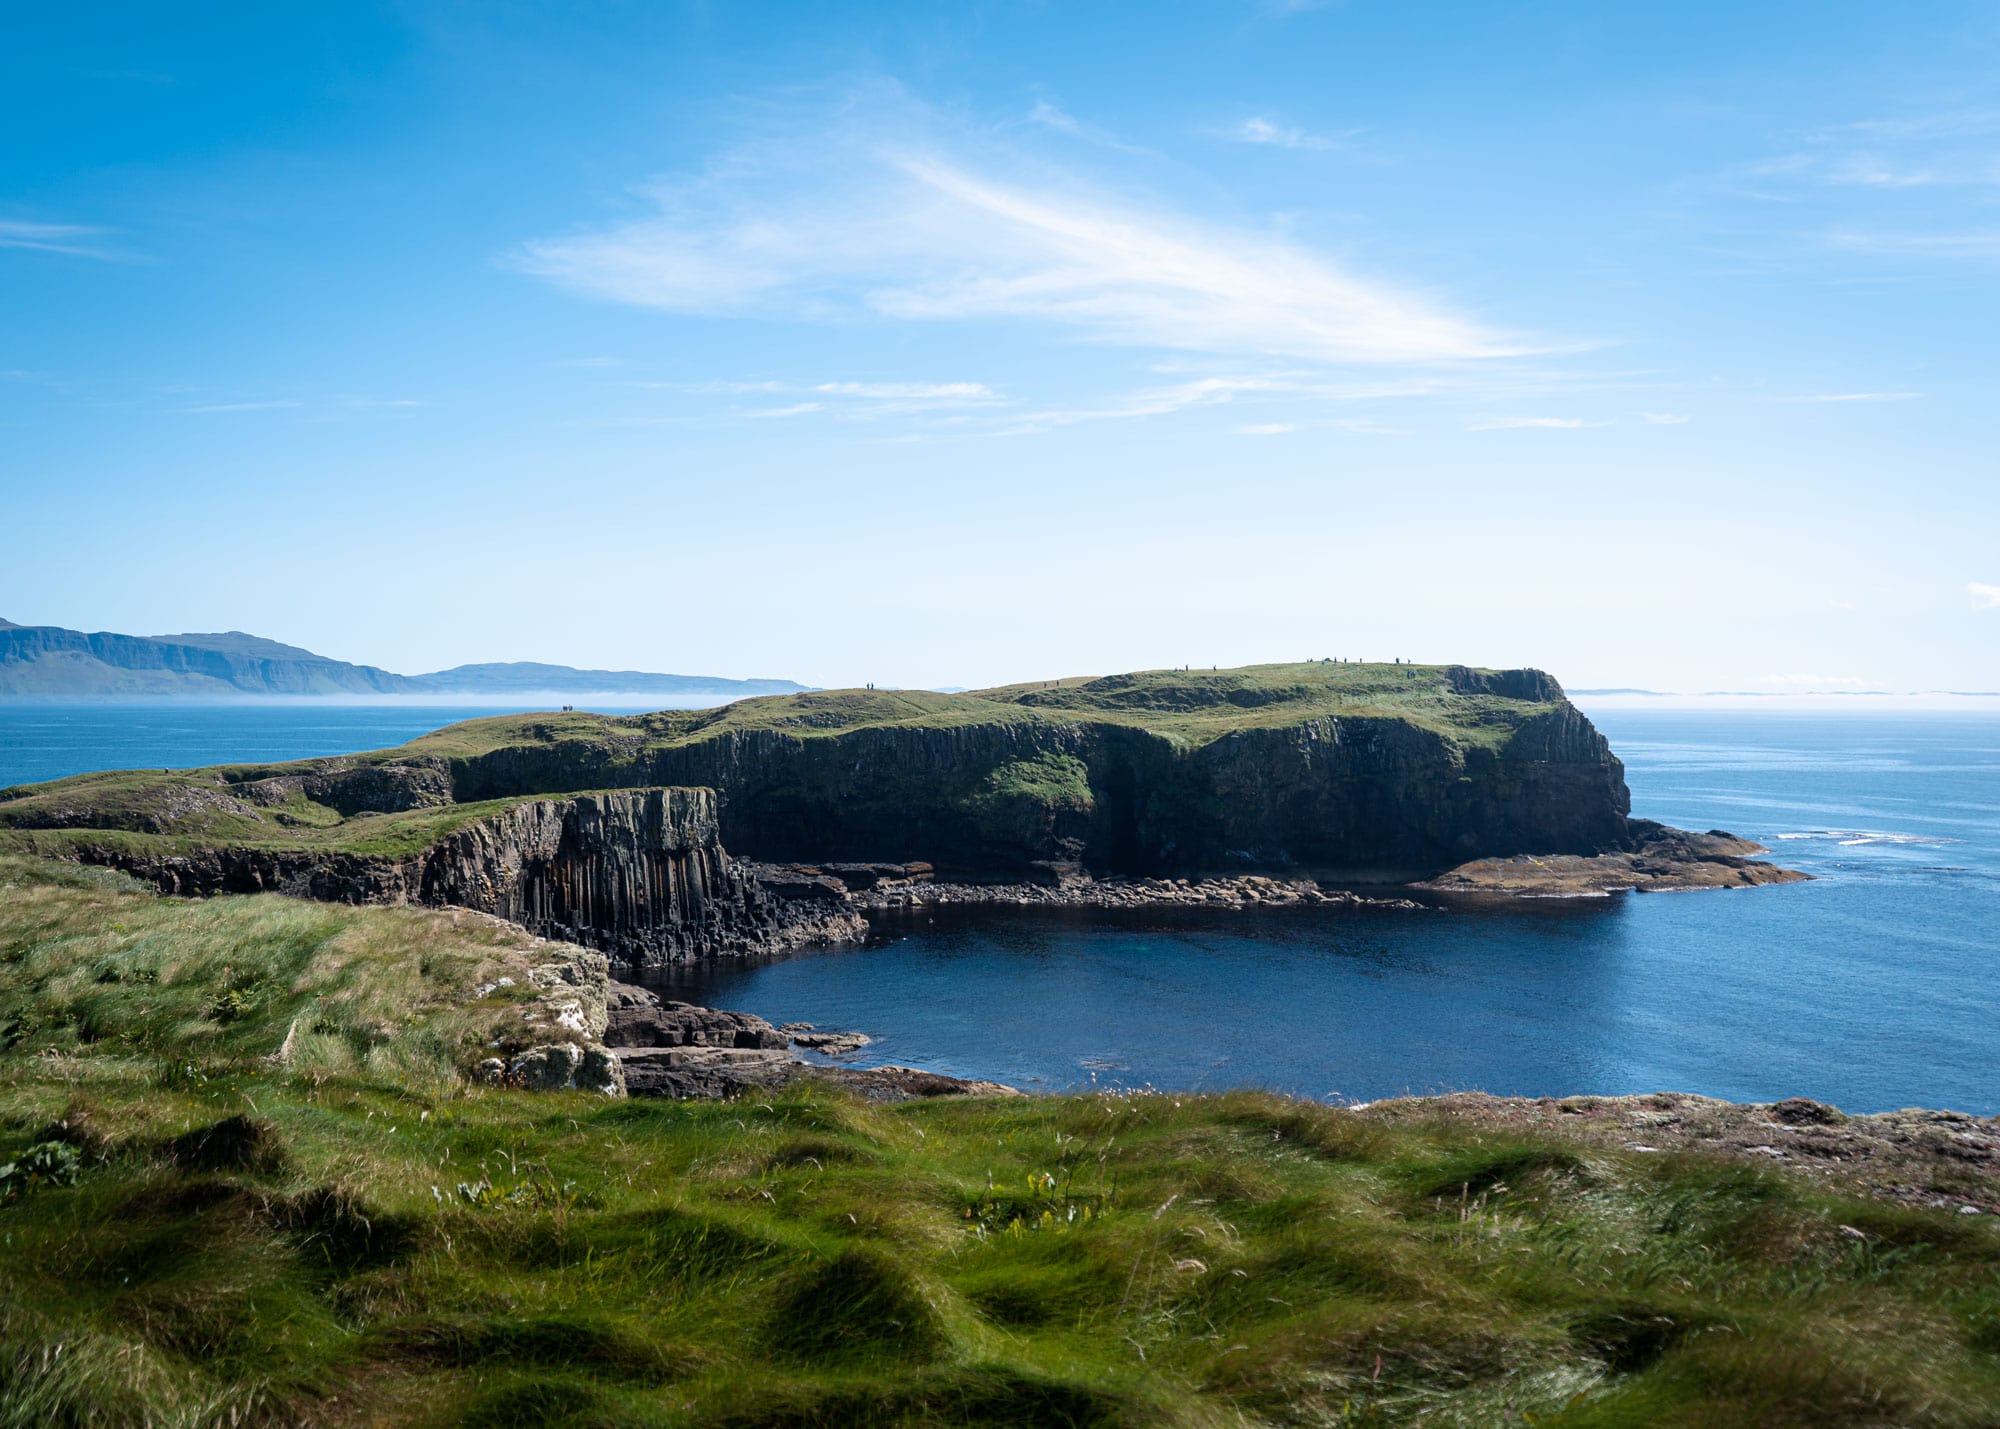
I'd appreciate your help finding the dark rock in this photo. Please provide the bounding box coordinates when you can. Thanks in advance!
[603,983,788,1050]
[65,789,868,966]
[1414,825,1808,897]
[1770,1097,1847,1126]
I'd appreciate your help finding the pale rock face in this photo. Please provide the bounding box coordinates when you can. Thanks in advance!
[505,1041,624,1096]
[508,1042,584,1091]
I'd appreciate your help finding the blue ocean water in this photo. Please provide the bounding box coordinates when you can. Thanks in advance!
[2,703,1994,1112]
[659,711,2000,1114]
[0,701,654,788]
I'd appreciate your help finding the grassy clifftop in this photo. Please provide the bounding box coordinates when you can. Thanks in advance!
[0,662,1606,881]
[2,856,1996,1426]
[391,661,1563,761]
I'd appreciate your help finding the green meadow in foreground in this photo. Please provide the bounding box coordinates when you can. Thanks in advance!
[2,856,1997,1427]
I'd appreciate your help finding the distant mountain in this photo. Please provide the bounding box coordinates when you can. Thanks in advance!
[0,621,805,701]
[151,631,329,662]
[412,662,804,698]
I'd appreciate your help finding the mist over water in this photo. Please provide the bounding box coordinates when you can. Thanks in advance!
[3,704,1993,1113]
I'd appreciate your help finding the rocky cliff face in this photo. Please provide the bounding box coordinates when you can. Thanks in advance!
[417,789,862,962]
[440,695,1633,878]
[66,789,862,966]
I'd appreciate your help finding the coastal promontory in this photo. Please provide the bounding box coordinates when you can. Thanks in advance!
[0,661,1801,963]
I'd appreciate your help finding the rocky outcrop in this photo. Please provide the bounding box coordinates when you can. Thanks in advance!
[417,789,864,964]
[3,661,1802,908]
[1365,1091,1998,1214]
[603,980,792,1050]
[1415,822,1812,896]
[64,788,865,966]
[442,696,1636,880]
[231,759,454,816]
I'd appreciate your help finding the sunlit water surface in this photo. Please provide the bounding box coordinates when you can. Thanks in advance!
[3,704,1993,1112]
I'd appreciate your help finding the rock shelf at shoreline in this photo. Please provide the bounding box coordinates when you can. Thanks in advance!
[1371,1091,2000,1215]
[847,870,1431,912]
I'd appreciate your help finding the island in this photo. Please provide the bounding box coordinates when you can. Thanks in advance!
[0,660,1805,970]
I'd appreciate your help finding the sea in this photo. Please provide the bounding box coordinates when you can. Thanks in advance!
[2,701,1994,1114]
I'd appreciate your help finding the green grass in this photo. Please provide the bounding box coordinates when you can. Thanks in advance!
[0,855,1996,1425]
[0,661,1566,868]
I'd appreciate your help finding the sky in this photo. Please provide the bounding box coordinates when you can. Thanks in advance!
[4,2,1998,694]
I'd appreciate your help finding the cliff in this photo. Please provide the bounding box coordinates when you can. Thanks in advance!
[431,662,1635,878]
[0,624,414,696]
[8,787,859,966]
[0,660,1786,938]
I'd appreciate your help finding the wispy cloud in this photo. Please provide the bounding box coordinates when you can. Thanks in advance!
[648,377,1003,422]
[1227,116,1352,151]
[1236,422,1296,435]
[811,381,998,404]
[997,372,1435,436]
[0,218,119,260]
[1782,391,1921,403]
[1023,99,1152,156]
[1970,582,2000,609]
[1639,411,1690,424]
[1831,229,2000,260]
[515,106,1527,367]
[1468,415,1591,430]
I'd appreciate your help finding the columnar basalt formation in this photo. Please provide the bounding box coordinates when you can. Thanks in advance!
[40,789,862,967]
[416,789,863,962]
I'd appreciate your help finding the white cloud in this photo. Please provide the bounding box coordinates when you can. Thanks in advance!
[1639,411,1690,424]
[516,123,1523,366]
[1970,582,2000,609]
[999,372,1434,436]
[0,218,116,259]
[672,378,1003,422]
[1236,422,1296,436]
[811,381,998,404]
[1230,117,1348,151]
[1468,416,1590,430]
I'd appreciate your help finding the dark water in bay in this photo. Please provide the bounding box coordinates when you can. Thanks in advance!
[657,711,2000,1114]
[2,702,1994,1112]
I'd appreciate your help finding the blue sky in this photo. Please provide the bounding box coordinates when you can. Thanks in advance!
[4,1,1997,692]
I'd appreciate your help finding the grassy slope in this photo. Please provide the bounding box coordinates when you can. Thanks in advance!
[2,857,1996,1427]
[0,664,1562,863]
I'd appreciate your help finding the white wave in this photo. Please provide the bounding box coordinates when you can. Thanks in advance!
[1775,829,1959,847]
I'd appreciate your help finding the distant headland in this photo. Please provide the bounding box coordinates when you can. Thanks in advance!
[0,660,1806,966]
[0,618,805,701]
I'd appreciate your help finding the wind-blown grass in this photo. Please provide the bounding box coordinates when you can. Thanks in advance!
[1,856,1995,1425]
